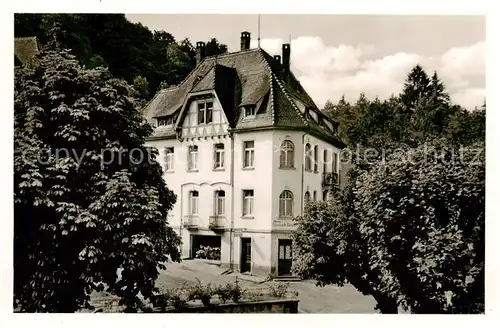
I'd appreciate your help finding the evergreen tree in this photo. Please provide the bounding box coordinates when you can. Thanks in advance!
[400,64,432,110]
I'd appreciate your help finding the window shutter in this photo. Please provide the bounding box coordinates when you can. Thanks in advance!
[333,152,338,173]
[206,105,213,123]
[280,150,286,167]
[287,150,294,168]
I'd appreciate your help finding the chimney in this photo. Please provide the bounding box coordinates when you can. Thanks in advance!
[273,55,281,63]
[282,43,290,72]
[196,41,206,65]
[240,31,251,51]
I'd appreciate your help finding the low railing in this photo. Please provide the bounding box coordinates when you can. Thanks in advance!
[183,215,199,230]
[208,216,226,232]
[322,172,339,187]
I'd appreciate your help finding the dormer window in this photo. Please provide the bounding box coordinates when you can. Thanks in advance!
[157,116,174,127]
[324,120,333,132]
[309,110,318,122]
[197,100,213,124]
[243,105,256,117]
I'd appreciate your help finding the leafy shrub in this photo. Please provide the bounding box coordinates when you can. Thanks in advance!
[214,278,245,303]
[215,283,232,303]
[195,245,221,260]
[230,277,243,303]
[188,278,214,306]
[169,288,189,309]
[269,283,290,298]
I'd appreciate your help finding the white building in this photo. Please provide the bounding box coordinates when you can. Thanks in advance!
[143,32,346,276]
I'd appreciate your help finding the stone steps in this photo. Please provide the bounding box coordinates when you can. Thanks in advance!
[273,276,302,282]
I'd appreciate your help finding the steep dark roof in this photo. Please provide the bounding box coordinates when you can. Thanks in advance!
[14,37,39,66]
[143,47,345,148]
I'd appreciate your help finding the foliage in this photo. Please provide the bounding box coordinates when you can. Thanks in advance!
[188,278,215,306]
[400,64,433,109]
[133,75,150,100]
[169,288,190,309]
[293,139,485,313]
[268,283,290,298]
[215,284,233,304]
[215,278,245,303]
[230,277,243,302]
[14,49,181,312]
[150,279,294,311]
[195,245,221,260]
[15,13,228,99]
[323,65,485,149]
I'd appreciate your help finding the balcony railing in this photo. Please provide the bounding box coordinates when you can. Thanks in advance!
[209,216,226,232]
[183,215,199,230]
[322,172,339,187]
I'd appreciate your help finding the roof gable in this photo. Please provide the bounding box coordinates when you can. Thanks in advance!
[143,46,345,148]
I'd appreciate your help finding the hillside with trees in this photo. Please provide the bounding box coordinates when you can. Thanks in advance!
[322,65,485,149]
[14,14,228,103]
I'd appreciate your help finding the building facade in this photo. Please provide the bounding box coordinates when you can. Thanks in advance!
[143,32,345,276]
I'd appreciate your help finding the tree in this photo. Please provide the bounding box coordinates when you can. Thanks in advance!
[205,38,228,57]
[430,71,450,105]
[400,64,432,110]
[14,49,181,312]
[292,188,400,313]
[14,14,229,100]
[409,71,451,139]
[133,75,150,100]
[293,140,485,313]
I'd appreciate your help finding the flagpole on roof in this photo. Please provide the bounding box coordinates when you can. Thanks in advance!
[258,14,261,48]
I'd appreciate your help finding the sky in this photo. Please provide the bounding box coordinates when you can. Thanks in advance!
[126,14,485,109]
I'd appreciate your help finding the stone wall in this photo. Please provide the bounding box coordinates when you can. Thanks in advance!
[161,299,299,313]
[87,295,298,313]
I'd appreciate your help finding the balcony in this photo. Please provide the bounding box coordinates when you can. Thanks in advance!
[209,216,227,232]
[322,172,339,188]
[183,215,199,230]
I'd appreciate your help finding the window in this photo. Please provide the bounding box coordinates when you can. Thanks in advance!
[304,143,312,171]
[215,190,225,216]
[280,140,294,168]
[189,190,199,215]
[188,145,198,170]
[323,190,329,201]
[324,120,333,132]
[158,116,174,127]
[304,191,311,204]
[323,150,328,174]
[279,190,294,217]
[243,190,254,216]
[243,141,255,168]
[279,241,293,261]
[313,191,317,202]
[244,106,256,117]
[313,145,318,172]
[214,143,225,169]
[164,147,174,172]
[309,110,318,122]
[332,152,338,173]
[197,100,213,124]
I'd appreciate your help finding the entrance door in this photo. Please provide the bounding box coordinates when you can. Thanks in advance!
[240,238,251,273]
[278,239,293,276]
